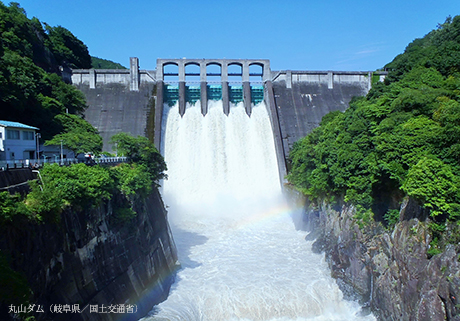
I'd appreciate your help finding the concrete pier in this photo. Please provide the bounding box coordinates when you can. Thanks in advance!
[200,82,208,115]
[89,69,96,89]
[242,61,251,116]
[154,81,164,150]
[264,80,287,185]
[243,82,251,116]
[179,82,186,116]
[200,62,208,115]
[221,62,229,115]
[130,57,140,91]
[222,82,230,115]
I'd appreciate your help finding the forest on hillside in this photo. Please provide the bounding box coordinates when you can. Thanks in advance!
[91,56,126,69]
[0,2,124,139]
[0,2,92,139]
[288,16,460,255]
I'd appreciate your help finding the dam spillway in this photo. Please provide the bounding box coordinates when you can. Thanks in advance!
[140,99,376,320]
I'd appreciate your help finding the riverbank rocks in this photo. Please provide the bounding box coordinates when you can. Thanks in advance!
[308,198,460,321]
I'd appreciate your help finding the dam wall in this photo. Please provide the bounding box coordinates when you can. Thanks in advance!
[72,58,157,152]
[72,58,386,180]
[75,82,155,152]
[271,70,387,159]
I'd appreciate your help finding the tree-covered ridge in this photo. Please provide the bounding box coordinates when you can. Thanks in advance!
[385,15,460,81]
[91,56,126,69]
[0,1,91,139]
[287,16,460,252]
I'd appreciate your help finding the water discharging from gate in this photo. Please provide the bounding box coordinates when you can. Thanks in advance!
[144,100,375,321]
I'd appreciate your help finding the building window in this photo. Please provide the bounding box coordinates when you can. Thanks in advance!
[6,129,20,140]
[22,131,34,140]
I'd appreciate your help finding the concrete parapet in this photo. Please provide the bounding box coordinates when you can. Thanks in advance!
[272,70,388,85]
[71,58,155,91]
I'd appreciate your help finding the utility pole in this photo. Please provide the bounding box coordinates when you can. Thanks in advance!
[60,140,63,165]
[35,133,41,163]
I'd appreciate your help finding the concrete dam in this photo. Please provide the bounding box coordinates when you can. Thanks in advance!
[72,57,386,183]
[72,58,384,319]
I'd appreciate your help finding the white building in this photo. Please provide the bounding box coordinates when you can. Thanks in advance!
[0,120,39,161]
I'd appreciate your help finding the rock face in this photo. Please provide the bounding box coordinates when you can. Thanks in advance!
[309,197,460,321]
[0,188,178,321]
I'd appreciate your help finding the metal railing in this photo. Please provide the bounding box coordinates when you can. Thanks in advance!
[0,157,129,171]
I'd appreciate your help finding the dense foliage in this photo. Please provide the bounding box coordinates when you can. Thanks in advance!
[0,1,91,138]
[288,16,460,239]
[91,56,126,69]
[110,133,167,184]
[45,113,103,155]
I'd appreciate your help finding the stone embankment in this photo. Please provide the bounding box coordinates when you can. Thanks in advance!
[307,197,460,321]
[0,188,177,321]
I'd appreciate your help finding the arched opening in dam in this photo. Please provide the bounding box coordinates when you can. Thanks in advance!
[163,63,179,83]
[142,94,376,320]
[249,63,263,83]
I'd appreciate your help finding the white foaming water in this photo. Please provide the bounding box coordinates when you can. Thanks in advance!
[143,100,375,321]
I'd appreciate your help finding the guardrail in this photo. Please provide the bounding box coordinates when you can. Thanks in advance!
[0,157,129,171]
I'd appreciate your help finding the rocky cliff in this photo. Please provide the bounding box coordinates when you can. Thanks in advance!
[0,187,177,321]
[308,197,460,321]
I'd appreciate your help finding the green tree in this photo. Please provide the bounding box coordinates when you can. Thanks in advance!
[111,163,152,201]
[110,133,167,184]
[44,25,91,69]
[402,157,460,220]
[26,163,114,218]
[45,114,102,155]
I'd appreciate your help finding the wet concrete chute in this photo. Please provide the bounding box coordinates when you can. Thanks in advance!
[72,58,385,320]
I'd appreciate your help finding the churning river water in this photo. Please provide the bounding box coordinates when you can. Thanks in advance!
[141,101,375,321]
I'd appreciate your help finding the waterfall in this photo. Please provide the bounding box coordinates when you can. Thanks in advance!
[142,100,375,321]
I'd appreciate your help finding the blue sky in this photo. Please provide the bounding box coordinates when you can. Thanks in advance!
[12,0,460,71]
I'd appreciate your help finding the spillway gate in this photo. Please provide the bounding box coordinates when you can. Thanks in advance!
[156,59,270,117]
